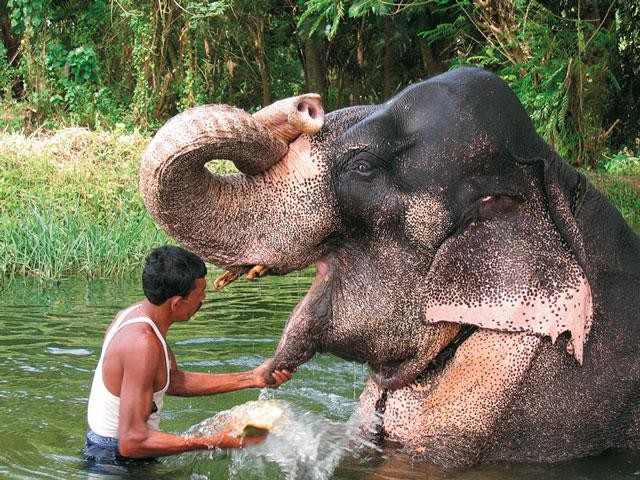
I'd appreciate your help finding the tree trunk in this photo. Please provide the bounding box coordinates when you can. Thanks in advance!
[0,0,20,64]
[383,16,393,100]
[249,17,271,107]
[0,0,22,97]
[303,32,327,100]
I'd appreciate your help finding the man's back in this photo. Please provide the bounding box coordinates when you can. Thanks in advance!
[87,303,171,439]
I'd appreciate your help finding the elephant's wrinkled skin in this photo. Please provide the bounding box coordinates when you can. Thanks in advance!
[140,68,640,468]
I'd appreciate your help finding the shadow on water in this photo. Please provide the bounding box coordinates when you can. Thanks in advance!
[0,271,639,479]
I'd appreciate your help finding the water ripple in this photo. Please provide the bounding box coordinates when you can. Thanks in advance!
[45,347,94,356]
[176,337,275,345]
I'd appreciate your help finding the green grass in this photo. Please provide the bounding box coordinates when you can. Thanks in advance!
[0,128,234,279]
[0,205,168,277]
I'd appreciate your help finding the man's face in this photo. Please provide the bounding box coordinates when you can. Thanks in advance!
[175,277,206,321]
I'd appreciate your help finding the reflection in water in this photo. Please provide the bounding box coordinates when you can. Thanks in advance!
[0,273,639,479]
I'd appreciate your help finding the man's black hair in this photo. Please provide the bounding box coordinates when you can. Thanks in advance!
[142,246,207,305]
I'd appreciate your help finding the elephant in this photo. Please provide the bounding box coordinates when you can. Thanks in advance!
[140,67,640,469]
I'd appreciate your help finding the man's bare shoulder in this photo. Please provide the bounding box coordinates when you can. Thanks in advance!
[106,302,143,327]
[101,305,164,393]
[111,322,161,352]
[105,304,163,361]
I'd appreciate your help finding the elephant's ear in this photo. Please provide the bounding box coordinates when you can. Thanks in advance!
[422,168,592,363]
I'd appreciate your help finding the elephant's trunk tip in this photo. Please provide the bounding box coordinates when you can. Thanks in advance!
[253,93,325,143]
[290,94,324,135]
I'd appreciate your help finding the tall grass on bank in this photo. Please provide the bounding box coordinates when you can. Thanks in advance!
[1,205,167,277]
[0,128,236,279]
[0,128,170,278]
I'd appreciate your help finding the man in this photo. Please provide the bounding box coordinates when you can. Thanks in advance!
[85,245,292,462]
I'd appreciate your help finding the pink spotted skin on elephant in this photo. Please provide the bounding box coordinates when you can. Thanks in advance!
[140,67,640,469]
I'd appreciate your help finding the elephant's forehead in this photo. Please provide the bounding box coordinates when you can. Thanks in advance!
[347,72,544,181]
[325,105,520,188]
[411,131,505,180]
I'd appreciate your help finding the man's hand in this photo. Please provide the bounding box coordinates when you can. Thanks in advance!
[252,359,293,388]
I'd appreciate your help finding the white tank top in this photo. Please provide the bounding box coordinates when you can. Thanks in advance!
[87,304,171,438]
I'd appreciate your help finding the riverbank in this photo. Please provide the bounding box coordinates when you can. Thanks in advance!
[1,128,638,279]
[0,128,236,278]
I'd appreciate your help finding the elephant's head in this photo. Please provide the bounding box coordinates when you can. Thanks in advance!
[141,67,592,391]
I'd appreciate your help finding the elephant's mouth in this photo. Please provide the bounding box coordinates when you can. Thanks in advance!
[369,359,415,389]
[368,324,475,390]
[265,257,334,381]
[266,253,471,390]
[369,355,434,390]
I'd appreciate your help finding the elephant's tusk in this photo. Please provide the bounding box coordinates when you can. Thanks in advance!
[214,270,240,289]
[246,265,269,280]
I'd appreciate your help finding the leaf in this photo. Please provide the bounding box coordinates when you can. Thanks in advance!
[242,425,269,438]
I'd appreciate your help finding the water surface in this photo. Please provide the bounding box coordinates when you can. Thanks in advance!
[0,272,638,479]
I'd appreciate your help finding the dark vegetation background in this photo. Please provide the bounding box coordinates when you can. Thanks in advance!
[2,0,640,168]
[1,0,639,277]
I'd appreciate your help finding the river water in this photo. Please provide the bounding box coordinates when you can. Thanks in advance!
[0,271,639,479]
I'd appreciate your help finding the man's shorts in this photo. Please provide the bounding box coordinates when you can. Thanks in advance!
[84,428,120,463]
[83,428,156,475]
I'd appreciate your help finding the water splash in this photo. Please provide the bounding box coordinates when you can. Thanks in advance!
[188,400,379,480]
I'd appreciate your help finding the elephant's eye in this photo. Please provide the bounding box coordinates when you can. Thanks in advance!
[353,159,372,175]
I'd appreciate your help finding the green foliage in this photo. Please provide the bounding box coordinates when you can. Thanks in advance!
[604,182,640,233]
[611,3,640,149]
[423,1,617,167]
[45,42,67,76]
[124,3,156,128]
[348,0,391,17]
[7,0,48,33]
[0,42,10,96]
[616,3,640,74]
[418,13,468,46]
[600,151,640,176]
[587,173,640,233]
[299,0,346,39]
[180,0,227,19]
[66,46,100,83]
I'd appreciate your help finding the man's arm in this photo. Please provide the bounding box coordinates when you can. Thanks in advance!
[117,332,251,458]
[166,349,293,397]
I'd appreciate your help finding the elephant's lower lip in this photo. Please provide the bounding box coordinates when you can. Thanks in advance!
[266,257,333,381]
[368,358,419,390]
[369,359,404,379]
[368,328,470,389]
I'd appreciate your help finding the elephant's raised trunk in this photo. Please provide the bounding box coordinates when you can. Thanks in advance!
[140,95,328,271]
